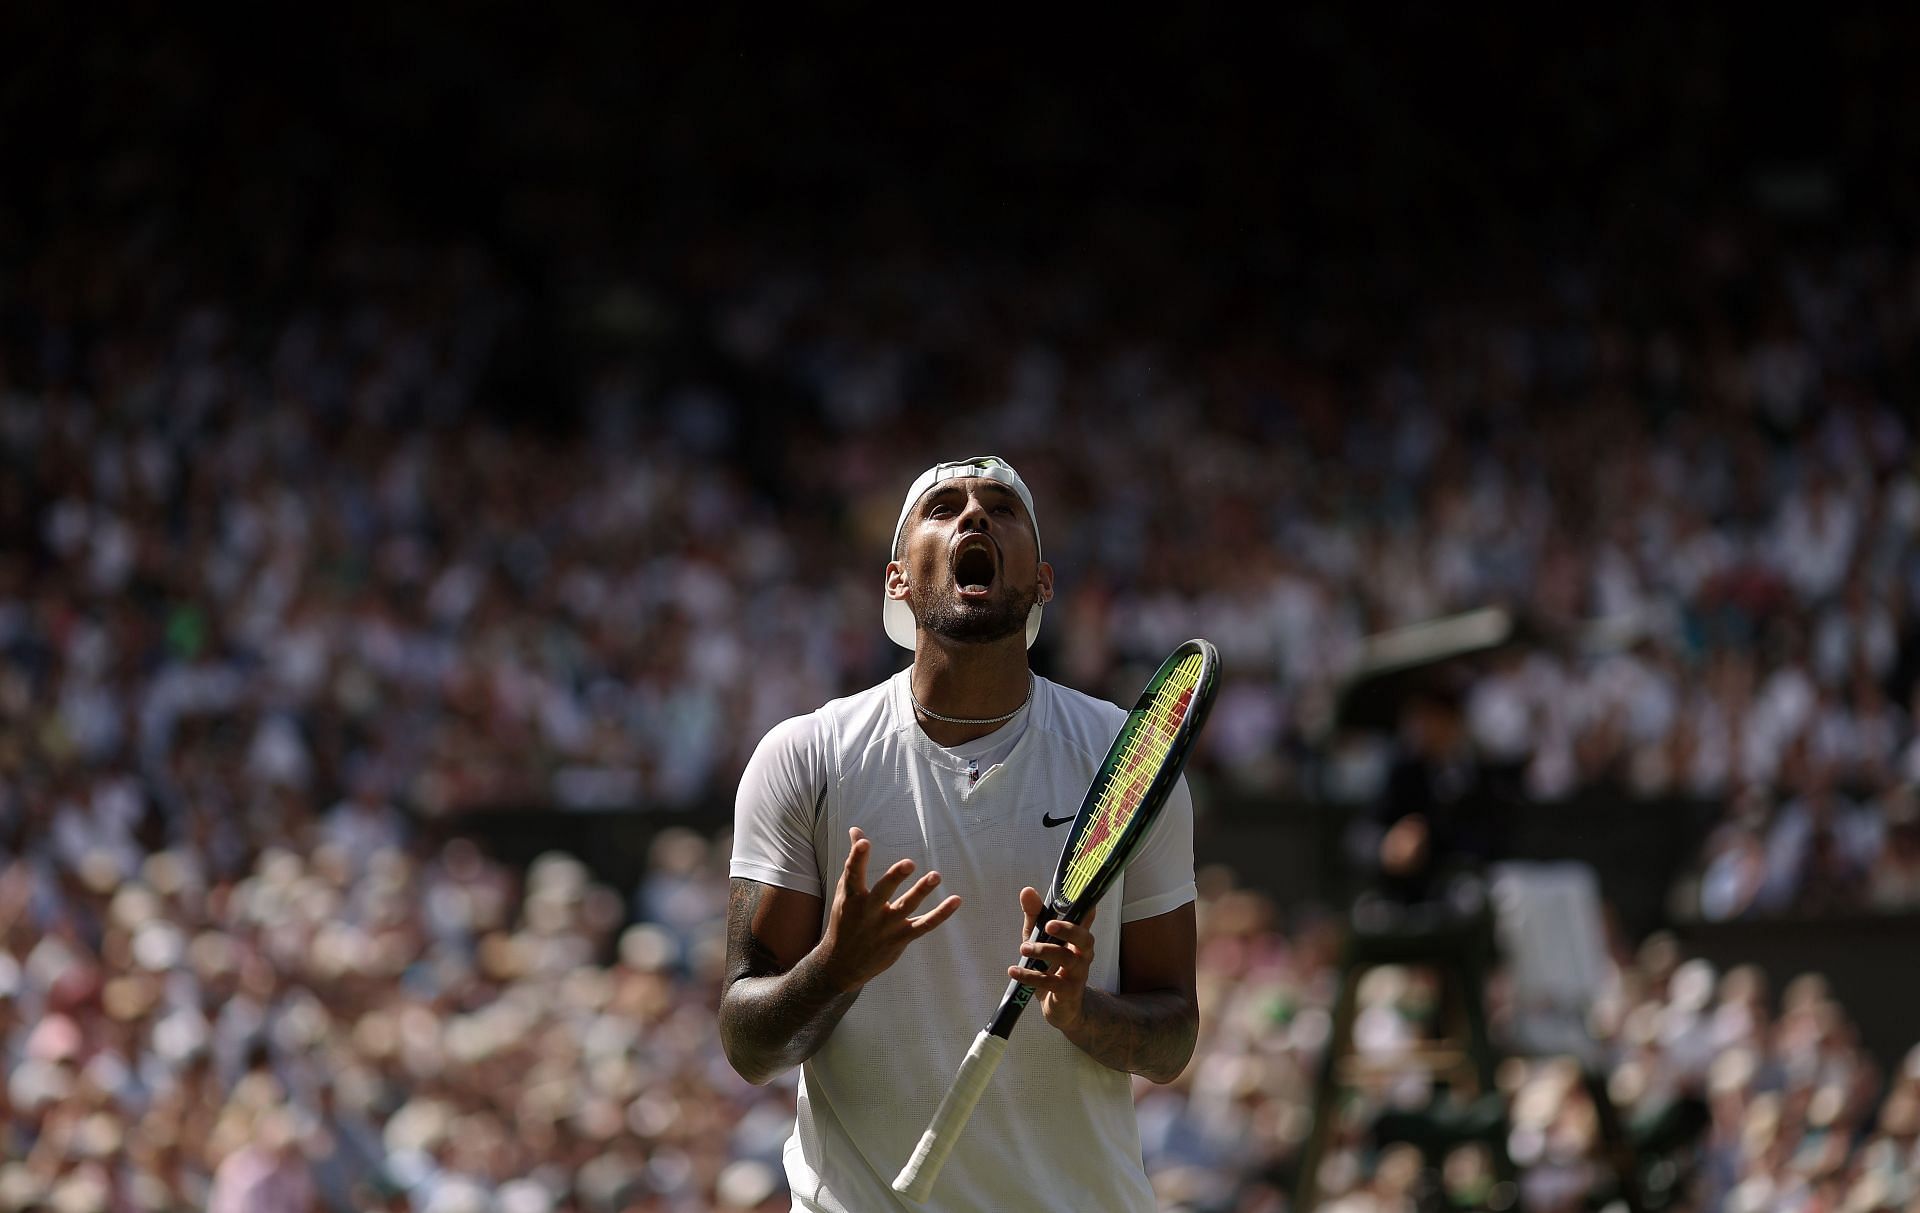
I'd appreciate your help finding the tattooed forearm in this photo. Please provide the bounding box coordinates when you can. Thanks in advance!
[718,878,861,1085]
[1057,988,1199,1084]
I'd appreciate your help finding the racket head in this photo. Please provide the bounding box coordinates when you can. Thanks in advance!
[1046,639,1220,919]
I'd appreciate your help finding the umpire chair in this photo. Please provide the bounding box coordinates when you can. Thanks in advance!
[1293,864,1650,1212]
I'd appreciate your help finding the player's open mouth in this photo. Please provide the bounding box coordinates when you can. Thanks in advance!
[951,537,998,597]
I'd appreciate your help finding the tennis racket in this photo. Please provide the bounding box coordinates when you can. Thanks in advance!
[891,638,1220,1202]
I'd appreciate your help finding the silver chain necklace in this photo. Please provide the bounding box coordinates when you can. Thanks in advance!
[910,672,1034,726]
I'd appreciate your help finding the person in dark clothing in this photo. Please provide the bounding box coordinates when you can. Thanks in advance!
[1371,679,1509,907]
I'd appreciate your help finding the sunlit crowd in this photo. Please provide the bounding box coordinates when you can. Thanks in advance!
[6,810,1920,1211]
[8,219,1920,917]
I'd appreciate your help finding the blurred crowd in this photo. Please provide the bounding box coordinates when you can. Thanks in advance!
[6,813,1920,1213]
[0,803,782,1213]
[1244,924,1920,1213]
[7,223,1920,919]
[7,21,1920,935]
[1157,873,1920,1213]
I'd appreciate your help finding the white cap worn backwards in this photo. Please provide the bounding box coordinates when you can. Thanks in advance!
[885,455,1043,651]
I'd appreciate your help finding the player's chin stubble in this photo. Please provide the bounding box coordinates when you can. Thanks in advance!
[915,581,1037,644]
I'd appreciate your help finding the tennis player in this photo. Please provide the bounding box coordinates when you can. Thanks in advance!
[722,456,1199,1211]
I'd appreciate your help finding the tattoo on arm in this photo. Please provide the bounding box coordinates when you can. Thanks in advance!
[1059,989,1199,1085]
[726,879,782,982]
[718,878,860,1085]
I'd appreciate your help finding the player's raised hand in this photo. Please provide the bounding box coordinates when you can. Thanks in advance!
[820,826,962,990]
[1012,885,1096,1032]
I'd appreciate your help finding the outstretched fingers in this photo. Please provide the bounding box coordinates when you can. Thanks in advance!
[910,893,964,933]
[870,856,919,904]
[821,830,963,989]
[890,869,944,915]
[843,827,872,894]
[843,825,958,933]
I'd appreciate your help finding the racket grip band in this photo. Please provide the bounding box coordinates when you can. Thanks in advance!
[891,1029,1008,1202]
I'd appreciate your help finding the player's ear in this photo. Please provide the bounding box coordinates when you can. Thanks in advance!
[886,560,911,602]
[1036,561,1054,605]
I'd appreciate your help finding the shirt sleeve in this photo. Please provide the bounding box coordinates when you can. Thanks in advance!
[1117,773,1196,923]
[729,712,829,898]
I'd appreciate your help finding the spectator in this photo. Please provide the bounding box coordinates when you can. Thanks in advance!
[1867,786,1920,910]
[208,1107,317,1213]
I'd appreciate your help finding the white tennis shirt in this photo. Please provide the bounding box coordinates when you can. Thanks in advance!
[731,669,1197,1213]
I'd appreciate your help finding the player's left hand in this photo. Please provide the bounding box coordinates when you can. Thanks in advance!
[1012,885,1095,1033]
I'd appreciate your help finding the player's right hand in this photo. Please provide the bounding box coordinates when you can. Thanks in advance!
[819,826,962,990]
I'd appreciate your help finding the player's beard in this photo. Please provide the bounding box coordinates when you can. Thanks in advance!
[913,579,1038,645]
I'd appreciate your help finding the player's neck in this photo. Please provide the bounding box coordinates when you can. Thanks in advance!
[909,638,1033,746]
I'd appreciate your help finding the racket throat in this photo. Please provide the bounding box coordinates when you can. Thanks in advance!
[988,982,1032,1038]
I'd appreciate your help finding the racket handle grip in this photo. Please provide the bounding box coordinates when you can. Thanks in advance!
[891,1029,1007,1202]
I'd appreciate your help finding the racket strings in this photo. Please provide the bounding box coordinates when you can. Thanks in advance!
[1060,653,1206,901]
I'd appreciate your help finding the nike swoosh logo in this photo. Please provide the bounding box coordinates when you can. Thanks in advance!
[1042,812,1074,828]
